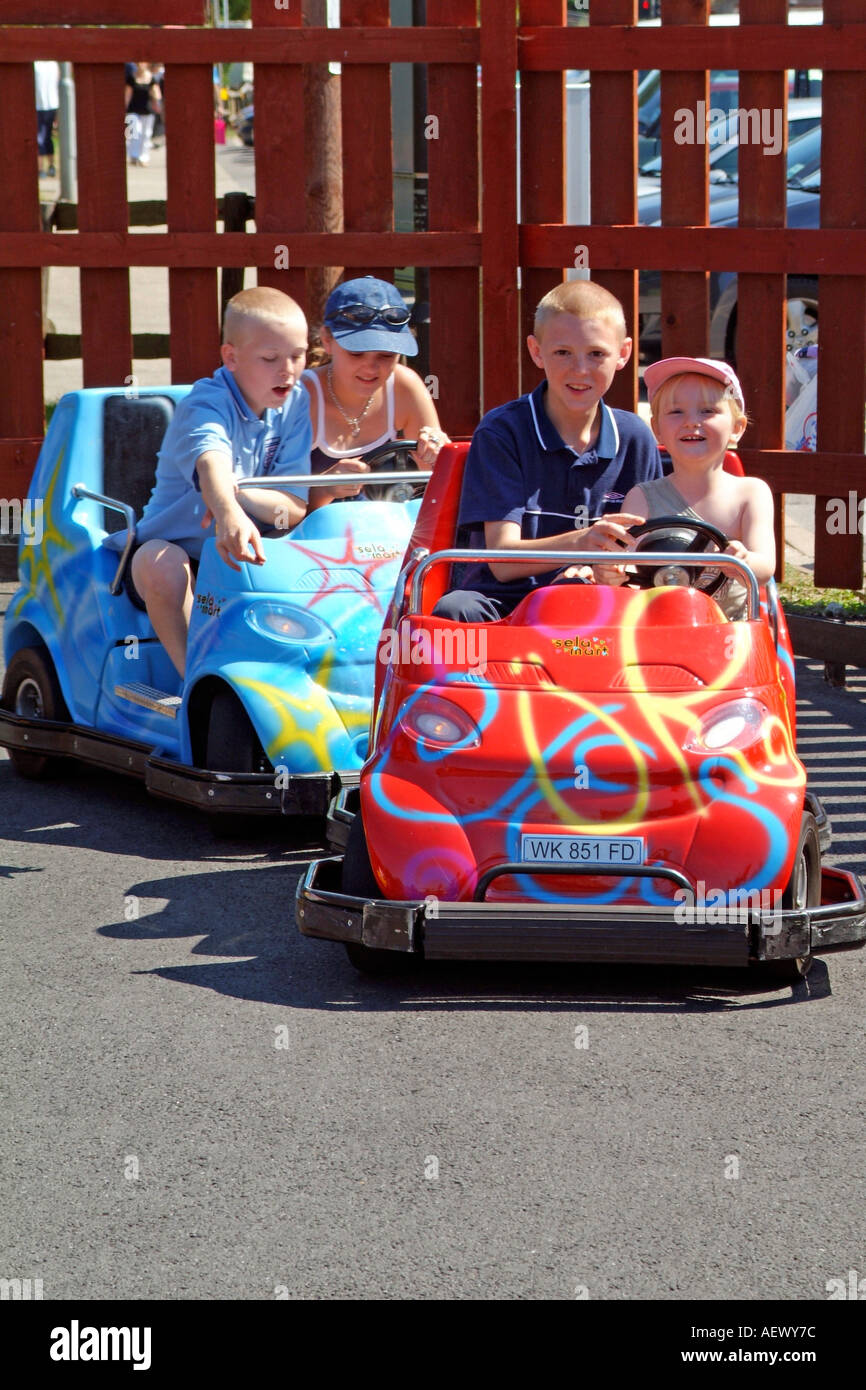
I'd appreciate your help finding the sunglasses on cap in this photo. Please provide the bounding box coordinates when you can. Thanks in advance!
[328,302,412,327]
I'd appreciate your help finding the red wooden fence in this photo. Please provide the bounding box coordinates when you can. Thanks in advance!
[1,2,864,586]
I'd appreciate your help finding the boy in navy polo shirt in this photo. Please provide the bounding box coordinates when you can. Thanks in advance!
[126,287,367,676]
[436,280,661,621]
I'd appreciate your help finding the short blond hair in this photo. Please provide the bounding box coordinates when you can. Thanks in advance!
[223,287,305,344]
[534,280,627,341]
[650,372,748,435]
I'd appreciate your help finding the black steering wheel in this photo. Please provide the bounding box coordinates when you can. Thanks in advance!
[355,439,420,502]
[626,516,731,596]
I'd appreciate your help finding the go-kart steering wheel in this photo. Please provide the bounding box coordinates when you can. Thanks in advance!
[626,516,730,596]
[356,439,420,502]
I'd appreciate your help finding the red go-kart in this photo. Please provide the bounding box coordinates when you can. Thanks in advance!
[296,442,866,983]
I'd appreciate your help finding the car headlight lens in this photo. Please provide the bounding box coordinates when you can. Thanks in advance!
[399,693,481,749]
[683,698,769,753]
[245,602,333,645]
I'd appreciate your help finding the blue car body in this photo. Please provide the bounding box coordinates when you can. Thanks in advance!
[0,387,418,819]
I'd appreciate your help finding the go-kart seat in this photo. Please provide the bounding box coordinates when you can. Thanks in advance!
[101,393,176,533]
[408,439,471,611]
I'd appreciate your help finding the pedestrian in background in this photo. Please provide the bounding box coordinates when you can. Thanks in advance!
[35,60,60,179]
[124,61,162,167]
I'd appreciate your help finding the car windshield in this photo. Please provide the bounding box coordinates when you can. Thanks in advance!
[640,116,822,186]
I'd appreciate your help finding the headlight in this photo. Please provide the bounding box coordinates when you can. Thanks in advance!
[398,693,481,749]
[683,698,769,753]
[244,602,333,646]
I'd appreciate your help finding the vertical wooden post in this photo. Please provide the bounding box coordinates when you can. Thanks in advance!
[737,0,788,577]
[591,0,639,412]
[251,0,306,309]
[660,0,710,357]
[341,0,394,284]
[814,0,866,589]
[166,62,219,382]
[520,0,567,397]
[76,64,132,387]
[302,0,344,326]
[480,0,519,412]
[0,62,44,514]
[428,0,481,434]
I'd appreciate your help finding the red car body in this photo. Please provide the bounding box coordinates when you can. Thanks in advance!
[298,442,866,979]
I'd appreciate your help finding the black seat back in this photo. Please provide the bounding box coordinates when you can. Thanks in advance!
[102,394,176,532]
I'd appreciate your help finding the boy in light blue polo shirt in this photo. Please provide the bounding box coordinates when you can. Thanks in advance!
[127,286,366,676]
[437,280,661,621]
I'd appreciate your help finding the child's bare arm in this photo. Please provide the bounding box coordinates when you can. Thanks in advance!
[483,514,644,584]
[726,477,776,583]
[238,484,306,531]
[196,451,265,570]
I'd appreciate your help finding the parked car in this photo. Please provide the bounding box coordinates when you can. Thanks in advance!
[639,122,822,364]
[637,99,822,201]
[0,387,425,827]
[296,442,866,982]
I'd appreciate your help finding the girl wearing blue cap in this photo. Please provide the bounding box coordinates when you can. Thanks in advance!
[301,276,449,506]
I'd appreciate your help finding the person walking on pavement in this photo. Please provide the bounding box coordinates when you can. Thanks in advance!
[35,60,60,179]
[124,61,162,167]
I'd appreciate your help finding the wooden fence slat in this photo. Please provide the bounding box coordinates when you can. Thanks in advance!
[517,23,866,71]
[250,0,306,309]
[75,64,131,388]
[519,0,566,397]
[660,0,709,359]
[480,0,519,412]
[0,64,43,447]
[738,452,865,496]
[518,226,866,273]
[736,0,789,580]
[0,27,481,66]
[5,2,205,21]
[0,231,482,269]
[814,0,866,591]
[8,225,866,274]
[341,0,393,283]
[0,438,43,499]
[590,0,639,413]
[5,23,865,69]
[428,0,481,437]
[166,64,219,385]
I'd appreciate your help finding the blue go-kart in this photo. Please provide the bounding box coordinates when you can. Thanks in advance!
[0,386,426,827]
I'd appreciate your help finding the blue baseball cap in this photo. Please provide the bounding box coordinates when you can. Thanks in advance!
[323,276,418,356]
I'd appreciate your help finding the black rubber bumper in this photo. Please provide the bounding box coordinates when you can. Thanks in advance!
[0,708,356,818]
[296,857,866,966]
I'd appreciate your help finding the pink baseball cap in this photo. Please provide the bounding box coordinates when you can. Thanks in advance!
[644,356,745,409]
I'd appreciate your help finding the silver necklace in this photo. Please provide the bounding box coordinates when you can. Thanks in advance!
[326,365,376,440]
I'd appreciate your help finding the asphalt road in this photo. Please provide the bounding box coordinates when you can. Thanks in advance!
[2,579,865,1301]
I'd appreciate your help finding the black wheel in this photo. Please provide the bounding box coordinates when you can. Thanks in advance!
[751,812,820,985]
[342,812,411,974]
[1,646,70,779]
[204,686,272,838]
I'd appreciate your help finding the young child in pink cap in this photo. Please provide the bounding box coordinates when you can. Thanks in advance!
[617,357,776,618]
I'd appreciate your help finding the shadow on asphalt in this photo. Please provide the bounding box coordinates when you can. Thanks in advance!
[0,757,325,863]
[93,862,835,1014]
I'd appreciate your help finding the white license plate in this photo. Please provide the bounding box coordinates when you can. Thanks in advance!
[520,834,645,866]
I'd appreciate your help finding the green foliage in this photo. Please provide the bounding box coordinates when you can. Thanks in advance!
[780,564,866,619]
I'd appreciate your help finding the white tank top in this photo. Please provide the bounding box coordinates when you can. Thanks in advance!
[302,368,397,466]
